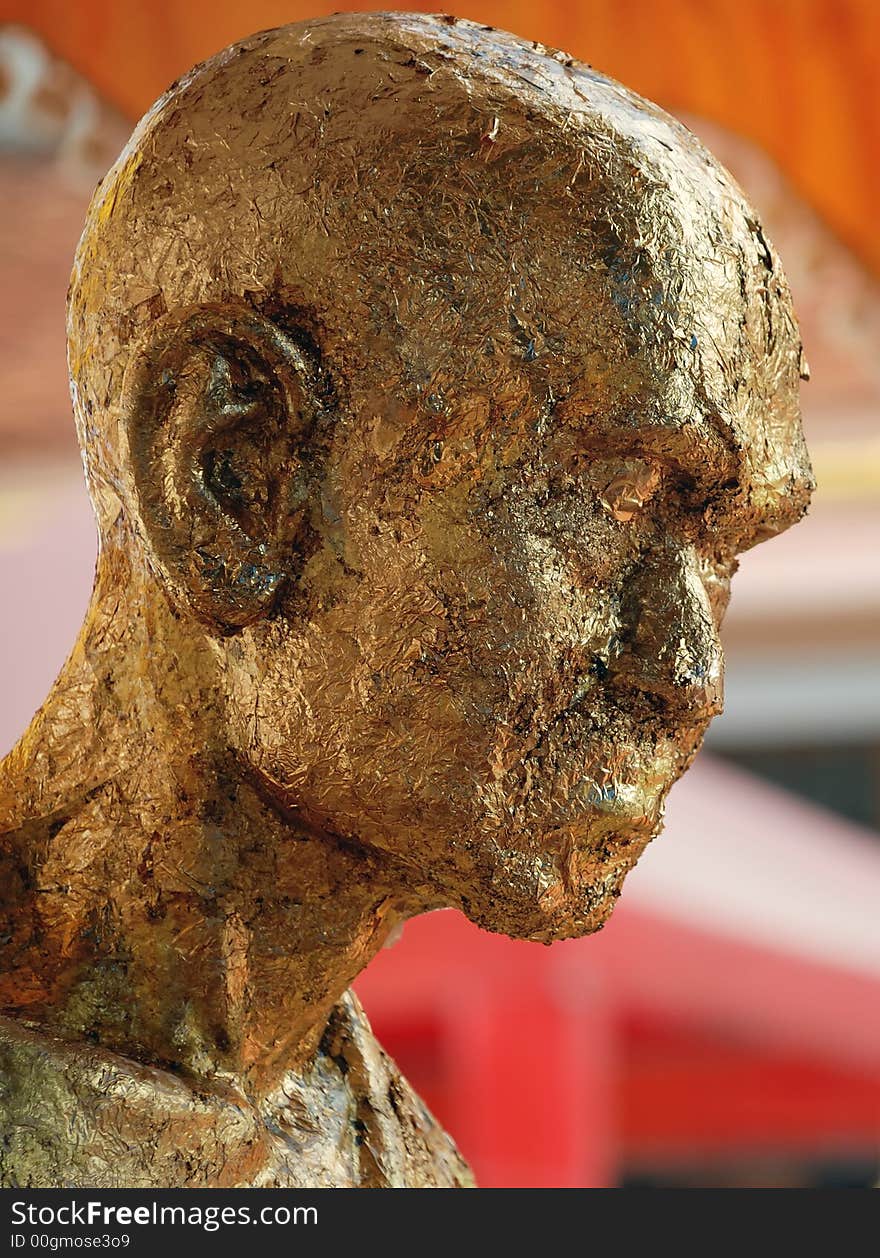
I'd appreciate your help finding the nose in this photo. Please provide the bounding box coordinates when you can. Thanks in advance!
[612,543,724,718]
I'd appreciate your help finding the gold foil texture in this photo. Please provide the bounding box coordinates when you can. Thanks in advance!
[0,13,812,1187]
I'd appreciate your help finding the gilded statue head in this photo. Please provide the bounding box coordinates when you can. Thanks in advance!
[62,12,811,949]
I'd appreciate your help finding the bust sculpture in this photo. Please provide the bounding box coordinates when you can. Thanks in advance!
[0,12,812,1187]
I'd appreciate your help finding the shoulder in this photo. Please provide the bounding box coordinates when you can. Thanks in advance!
[0,1012,271,1187]
[310,990,474,1188]
[0,997,474,1188]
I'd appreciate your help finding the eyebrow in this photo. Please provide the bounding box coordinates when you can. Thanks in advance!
[585,413,742,485]
[585,413,812,541]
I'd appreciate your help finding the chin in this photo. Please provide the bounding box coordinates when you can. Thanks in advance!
[455,826,653,944]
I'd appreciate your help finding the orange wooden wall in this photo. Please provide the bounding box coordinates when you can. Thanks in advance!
[5,0,879,277]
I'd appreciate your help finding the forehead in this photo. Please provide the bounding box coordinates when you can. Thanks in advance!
[303,111,808,524]
[73,16,810,532]
[87,16,789,417]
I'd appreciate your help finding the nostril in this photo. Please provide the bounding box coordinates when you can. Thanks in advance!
[669,660,725,716]
[569,673,595,707]
[671,652,710,690]
[606,636,725,716]
[665,636,723,694]
[588,654,609,681]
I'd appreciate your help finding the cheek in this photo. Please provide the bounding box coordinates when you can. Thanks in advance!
[251,663,500,847]
[223,564,504,837]
[222,505,624,844]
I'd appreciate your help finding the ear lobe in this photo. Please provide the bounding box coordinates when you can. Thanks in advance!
[121,302,323,630]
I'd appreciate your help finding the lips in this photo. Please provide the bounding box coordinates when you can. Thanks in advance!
[485,687,705,835]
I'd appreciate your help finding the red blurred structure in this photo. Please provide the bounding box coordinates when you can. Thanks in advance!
[356,906,880,1187]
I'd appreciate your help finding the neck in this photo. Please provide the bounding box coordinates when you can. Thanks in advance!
[0,545,409,1100]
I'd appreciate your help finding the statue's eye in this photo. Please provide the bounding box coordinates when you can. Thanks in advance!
[599,461,660,522]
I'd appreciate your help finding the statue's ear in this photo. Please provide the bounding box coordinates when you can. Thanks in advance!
[121,303,322,630]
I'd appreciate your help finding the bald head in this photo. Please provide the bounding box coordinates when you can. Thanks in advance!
[68,11,810,543]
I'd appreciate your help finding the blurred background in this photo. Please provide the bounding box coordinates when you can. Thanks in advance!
[0,0,878,1187]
